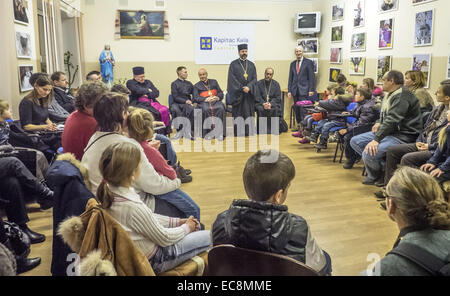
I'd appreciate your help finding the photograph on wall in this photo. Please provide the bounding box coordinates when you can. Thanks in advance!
[378,0,399,13]
[353,0,365,28]
[330,48,342,64]
[447,55,450,80]
[349,57,366,75]
[412,54,431,88]
[412,0,437,5]
[332,3,345,22]
[331,26,343,43]
[329,68,342,83]
[311,58,319,74]
[351,32,366,52]
[119,10,165,39]
[379,18,394,49]
[18,65,34,92]
[13,0,29,25]
[414,9,434,47]
[377,55,392,84]
[297,38,319,55]
[15,31,32,59]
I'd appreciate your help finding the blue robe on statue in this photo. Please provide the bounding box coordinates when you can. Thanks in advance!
[99,50,115,84]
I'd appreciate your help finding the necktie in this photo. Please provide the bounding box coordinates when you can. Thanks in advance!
[296,60,300,74]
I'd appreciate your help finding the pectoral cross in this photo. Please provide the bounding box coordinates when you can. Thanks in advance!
[243,72,248,80]
[266,95,270,102]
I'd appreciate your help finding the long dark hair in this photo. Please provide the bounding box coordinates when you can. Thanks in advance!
[25,74,53,108]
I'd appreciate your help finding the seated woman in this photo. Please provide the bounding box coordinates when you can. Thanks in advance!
[97,142,210,274]
[405,70,434,114]
[0,99,49,180]
[364,167,450,276]
[18,74,61,160]
[81,92,196,219]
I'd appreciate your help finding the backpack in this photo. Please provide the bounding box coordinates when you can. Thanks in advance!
[279,118,288,133]
[387,242,450,276]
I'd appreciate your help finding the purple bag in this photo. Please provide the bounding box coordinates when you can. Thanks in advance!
[296,100,312,106]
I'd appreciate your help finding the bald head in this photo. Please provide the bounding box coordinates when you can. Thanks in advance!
[198,68,208,82]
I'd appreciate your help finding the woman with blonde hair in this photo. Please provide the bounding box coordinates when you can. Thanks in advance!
[404,70,434,114]
[97,142,210,274]
[368,166,450,276]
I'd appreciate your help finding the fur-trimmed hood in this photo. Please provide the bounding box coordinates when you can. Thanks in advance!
[47,153,92,191]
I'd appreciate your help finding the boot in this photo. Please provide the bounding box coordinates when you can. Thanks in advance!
[16,257,41,274]
[174,162,192,183]
[36,181,54,210]
[19,224,46,244]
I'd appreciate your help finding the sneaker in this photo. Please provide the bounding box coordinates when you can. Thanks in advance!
[292,130,303,138]
[298,138,310,144]
[306,135,318,143]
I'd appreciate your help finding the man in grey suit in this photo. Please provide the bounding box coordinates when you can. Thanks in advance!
[288,46,316,125]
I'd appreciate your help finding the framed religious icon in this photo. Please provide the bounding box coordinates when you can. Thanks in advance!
[412,53,431,88]
[377,55,392,84]
[349,57,366,75]
[414,9,434,47]
[331,26,343,43]
[379,18,394,49]
[13,0,30,25]
[18,65,34,92]
[119,10,165,39]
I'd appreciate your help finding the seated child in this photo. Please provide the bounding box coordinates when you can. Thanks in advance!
[304,92,354,148]
[340,88,380,169]
[212,150,332,275]
[0,99,49,180]
[97,142,211,274]
[421,110,450,184]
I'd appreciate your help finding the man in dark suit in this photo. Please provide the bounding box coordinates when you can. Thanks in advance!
[288,46,316,125]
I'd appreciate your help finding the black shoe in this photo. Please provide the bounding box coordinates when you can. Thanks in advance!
[380,201,387,211]
[184,169,192,175]
[314,142,327,149]
[374,190,386,200]
[343,160,355,169]
[16,257,41,274]
[36,182,54,210]
[362,177,376,185]
[38,198,53,210]
[19,225,46,244]
[176,165,192,183]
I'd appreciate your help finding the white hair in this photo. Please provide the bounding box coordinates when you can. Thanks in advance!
[296,45,304,51]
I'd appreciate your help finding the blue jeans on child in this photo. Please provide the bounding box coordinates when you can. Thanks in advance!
[155,134,177,166]
[302,115,315,130]
[320,121,346,141]
[150,230,211,274]
[350,132,405,181]
[155,189,200,221]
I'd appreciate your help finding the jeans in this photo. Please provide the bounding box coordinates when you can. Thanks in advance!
[155,189,200,221]
[312,120,327,136]
[155,134,177,166]
[350,132,405,181]
[150,230,211,274]
[321,121,345,141]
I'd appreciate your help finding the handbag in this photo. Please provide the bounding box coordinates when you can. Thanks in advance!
[3,221,31,259]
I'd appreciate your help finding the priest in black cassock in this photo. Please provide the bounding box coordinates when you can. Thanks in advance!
[126,66,171,135]
[170,66,195,139]
[227,44,257,137]
[255,67,282,135]
[193,68,226,140]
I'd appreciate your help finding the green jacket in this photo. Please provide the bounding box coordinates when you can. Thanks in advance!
[375,87,423,143]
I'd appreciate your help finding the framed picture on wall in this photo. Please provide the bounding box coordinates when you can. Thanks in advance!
[353,0,365,28]
[447,55,450,80]
[311,58,319,74]
[414,9,434,47]
[349,57,366,75]
[15,31,32,59]
[329,68,342,83]
[331,26,343,43]
[412,0,437,5]
[412,53,431,88]
[379,18,394,49]
[119,10,165,39]
[13,0,30,25]
[377,56,392,84]
[332,3,345,22]
[351,32,366,52]
[330,48,342,64]
[18,65,34,92]
[297,38,319,55]
[378,0,399,14]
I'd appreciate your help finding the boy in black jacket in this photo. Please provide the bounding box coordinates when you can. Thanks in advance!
[212,150,332,275]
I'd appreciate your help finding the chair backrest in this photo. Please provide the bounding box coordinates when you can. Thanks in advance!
[168,94,173,106]
[346,102,358,124]
[207,244,320,276]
